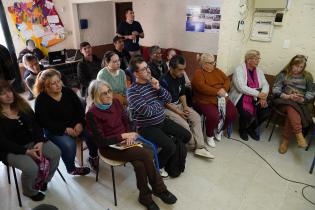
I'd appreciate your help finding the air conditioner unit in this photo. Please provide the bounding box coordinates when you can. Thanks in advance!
[255,0,288,10]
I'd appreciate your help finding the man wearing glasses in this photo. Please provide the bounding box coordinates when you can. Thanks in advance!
[148,45,168,80]
[127,56,191,178]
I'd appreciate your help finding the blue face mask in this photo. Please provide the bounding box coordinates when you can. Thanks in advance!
[95,102,112,110]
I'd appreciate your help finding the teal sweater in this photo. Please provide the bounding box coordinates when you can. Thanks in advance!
[97,67,127,95]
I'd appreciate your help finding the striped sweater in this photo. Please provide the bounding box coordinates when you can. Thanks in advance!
[127,82,171,128]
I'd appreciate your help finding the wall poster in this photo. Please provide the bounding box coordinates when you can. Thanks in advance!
[7,0,65,53]
[186,5,221,33]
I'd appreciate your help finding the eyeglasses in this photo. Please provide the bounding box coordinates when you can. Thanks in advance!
[100,89,112,97]
[206,61,216,65]
[137,66,150,72]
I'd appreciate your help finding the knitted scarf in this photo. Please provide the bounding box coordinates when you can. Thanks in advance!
[242,66,259,115]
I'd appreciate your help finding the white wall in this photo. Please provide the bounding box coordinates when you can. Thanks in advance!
[132,0,221,54]
[77,1,115,46]
[217,0,315,78]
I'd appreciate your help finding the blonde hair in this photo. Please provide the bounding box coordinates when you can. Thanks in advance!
[199,53,215,68]
[244,50,260,62]
[88,79,112,104]
[281,55,311,79]
[33,69,61,96]
[0,80,32,118]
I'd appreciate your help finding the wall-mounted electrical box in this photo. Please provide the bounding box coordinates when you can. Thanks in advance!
[255,0,288,10]
[250,12,275,42]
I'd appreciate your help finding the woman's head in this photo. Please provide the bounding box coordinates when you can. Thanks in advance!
[283,55,307,76]
[88,80,113,105]
[33,69,62,96]
[199,53,216,72]
[0,80,31,116]
[244,50,261,68]
[101,51,120,70]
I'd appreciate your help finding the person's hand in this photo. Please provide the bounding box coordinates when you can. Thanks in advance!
[26,148,40,160]
[259,99,268,108]
[178,111,189,120]
[295,95,304,103]
[128,34,137,40]
[65,127,77,137]
[151,78,160,90]
[33,142,43,158]
[217,88,227,97]
[121,132,139,145]
[74,123,83,136]
[258,92,267,100]
[132,31,139,36]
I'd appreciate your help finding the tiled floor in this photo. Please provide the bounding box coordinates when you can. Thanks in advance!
[1,123,314,210]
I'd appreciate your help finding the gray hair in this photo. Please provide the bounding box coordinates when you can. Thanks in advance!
[199,53,215,67]
[244,50,260,62]
[88,79,112,103]
[149,45,161,56]
[22,53,38,68]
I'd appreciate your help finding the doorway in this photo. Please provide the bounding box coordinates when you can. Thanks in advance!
[115,2,132,28]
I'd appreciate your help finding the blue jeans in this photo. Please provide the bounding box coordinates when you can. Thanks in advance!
[45,130,98,172]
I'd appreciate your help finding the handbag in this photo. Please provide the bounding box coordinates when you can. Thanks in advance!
[34,156,50,190]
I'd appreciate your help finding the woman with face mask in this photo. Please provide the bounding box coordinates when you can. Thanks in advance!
[272,55,314,154]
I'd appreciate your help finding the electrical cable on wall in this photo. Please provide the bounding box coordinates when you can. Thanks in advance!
[227,136,315,206]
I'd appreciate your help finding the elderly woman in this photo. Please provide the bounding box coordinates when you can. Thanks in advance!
[272,55,314,154]
[34,69,98,175]
[0,80,61,201]
[97,51,127,105]
[229,50,270,141]
[85,80,177,210]
[192,53,238,148]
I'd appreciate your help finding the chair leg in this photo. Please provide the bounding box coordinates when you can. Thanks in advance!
[76,140,84,166]
[96,159,99,182]
[227,124,233,139]
[268,124,276,142]
[265,115,272,128]
[12,167,22,207]
[111,166,117,206]
[310,156,315,174]
[305,136,312,151]
[57,168,67,183]
[7,165,11,184]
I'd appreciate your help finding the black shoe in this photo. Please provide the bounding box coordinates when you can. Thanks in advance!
[88,156,99,171]
[69,167,90,176]
[29,192,45,201]
[154,190,177,204]
[40,182,48,191]
[138,199,160,210]
[247,129,260,141]
[239,131,248,141]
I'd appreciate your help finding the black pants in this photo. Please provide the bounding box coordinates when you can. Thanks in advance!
[236,97,270,132]
[138,118,191,168]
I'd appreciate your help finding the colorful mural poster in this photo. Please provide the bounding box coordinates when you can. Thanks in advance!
[186,5,221,33]
[7,0,65,53]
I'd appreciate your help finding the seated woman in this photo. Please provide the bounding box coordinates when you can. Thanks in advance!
[0,80,61,201]
[192,53,237,148]
[97,51,127,106]
[229,50,270,141]
[86,80,177,210]
[34,69,98,175]
[272,55,314,154]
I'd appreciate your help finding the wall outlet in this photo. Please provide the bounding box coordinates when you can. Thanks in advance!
[237,20,245,31]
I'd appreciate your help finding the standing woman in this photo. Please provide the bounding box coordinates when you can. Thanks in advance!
[272,55,314,154]
[97,51,127,106]
[34,69,98,175]
[192,53,238,148]
[229,50,270,141]
[0,80,61,201]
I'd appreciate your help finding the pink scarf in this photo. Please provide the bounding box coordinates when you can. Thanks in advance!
[242,66,259,115]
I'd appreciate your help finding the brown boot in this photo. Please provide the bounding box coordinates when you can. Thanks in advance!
[279,137,290,154]
[295,133,307,148]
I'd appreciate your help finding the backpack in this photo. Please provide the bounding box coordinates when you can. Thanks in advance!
[165,136,187,178]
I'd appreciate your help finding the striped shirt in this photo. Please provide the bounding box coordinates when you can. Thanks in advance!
[127,82,171,128]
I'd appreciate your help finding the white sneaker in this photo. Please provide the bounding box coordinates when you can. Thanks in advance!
[159,168,169,178]
[214,130,223,141]
[195,148,215,159]
[207,136,216,148]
